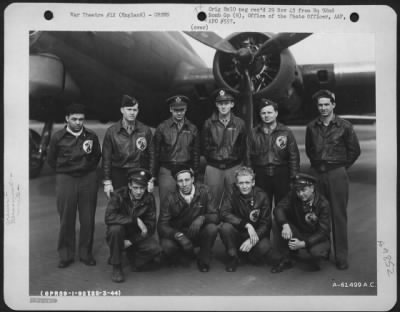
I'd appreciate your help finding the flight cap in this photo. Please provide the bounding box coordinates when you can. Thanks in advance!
[121,94,139,107]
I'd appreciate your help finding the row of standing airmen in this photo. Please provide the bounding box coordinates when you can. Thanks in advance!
[47,88,361,283]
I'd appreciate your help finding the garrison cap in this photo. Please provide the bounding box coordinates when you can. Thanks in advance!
[214,88,235,102]
[257,98,278,112]
[292,173,317,189]
[167,95,189,109]
[171,164,194,179]
[121,94,139,107]
[127,168,152,186]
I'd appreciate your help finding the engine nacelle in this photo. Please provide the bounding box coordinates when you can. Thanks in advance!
[212,32,303,118]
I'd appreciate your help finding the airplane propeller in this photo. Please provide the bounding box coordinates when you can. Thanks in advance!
[184,31,311,129]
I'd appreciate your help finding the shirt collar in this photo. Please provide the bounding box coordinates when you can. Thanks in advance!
[211,112,235,123]
[256,121,283,133]
[168,117,187,128]
[179,185,196,204]
[122,118,136,131]
[317,114,339,126]
[66,126,83,137]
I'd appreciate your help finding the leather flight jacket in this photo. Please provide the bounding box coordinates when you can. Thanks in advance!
[274,190,331,248]
[105,187,157,243]
[157,183,219,240]
[154,117,200,174]
[201,112,247,166]
[305,116,361,172]
[247,122,300,178]
[220,184,272,239]
[102,120,155,180]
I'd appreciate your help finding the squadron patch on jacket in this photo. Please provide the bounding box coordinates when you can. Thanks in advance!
[276,135,287,149]
[82,140,93,154]
[249,209,260,222]
[136,137,147,151]
[305,211,318,226]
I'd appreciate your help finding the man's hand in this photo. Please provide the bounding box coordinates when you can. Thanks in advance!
[174,232,194,253]
[281,223,293,240]
[147,178,155,193]
[288,238,305,250]
[188,216,205,238]
[239,238,254,253]
[103,181,114,199]
[137,217,148,237]
[245,223,259,246]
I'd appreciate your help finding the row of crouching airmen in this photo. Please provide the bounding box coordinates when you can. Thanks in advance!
[47,88,361,283]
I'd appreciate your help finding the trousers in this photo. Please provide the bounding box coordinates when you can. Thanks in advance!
[219,222,281,265]
[254,166,290,208]
[106,224,161,266]
[312,166,349,262]
[158,166,177,204]
[274,222,330,259]
[204,164,241,210]
[160,223,218,265]
[56,171,98,262]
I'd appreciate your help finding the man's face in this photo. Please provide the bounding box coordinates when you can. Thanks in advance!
[176,172,194,195]
[216,100,234,115]
[317,97,335,117]
[65,113,85,132]
[259,105,278,124]
[236,174,255,195]
[295,185,314,202]
[128,181,146,200]
[120,104,139,122]
[170,107,187,122]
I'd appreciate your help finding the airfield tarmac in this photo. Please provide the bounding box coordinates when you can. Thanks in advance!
[28,122,377,297]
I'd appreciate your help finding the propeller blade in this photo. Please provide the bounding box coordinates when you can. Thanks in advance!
[254,33,312,58]
[183,31,238,54]
[243,70,254,131]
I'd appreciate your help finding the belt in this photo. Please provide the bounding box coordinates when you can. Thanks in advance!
[160,161,191,171]
[313,162,344,173]
[207,159,241,170]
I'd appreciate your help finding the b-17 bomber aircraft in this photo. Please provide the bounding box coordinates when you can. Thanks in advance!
[29,31,375,177]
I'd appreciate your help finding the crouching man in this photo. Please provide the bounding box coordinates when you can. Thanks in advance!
[105,168,161,283]
[158,164,219,272]
[219,166,281,272]
[272,173,331,273]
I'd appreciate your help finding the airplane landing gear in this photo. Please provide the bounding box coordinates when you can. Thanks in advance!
[29,120,53,178]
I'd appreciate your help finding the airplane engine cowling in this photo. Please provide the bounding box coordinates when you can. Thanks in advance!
[30,53,80,100]
[213,32,298,100]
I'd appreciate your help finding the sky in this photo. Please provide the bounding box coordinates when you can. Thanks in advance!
[184,32,375,67]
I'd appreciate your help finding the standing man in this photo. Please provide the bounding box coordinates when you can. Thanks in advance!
[102,94,155,198]
[105,168,161,283]
[305,89,361,270]
[158,164,219,272]
[247,98,300,208]
[154,95,200,203]
[47,103,101,268]
[272,173,331,273]
[201,88,247,208]
[219,167,282,272]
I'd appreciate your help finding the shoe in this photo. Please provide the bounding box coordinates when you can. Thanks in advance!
[197,260,210,272]
[336,260,349,270]
[225,256,238,272]
[80,257,96,266]
[58,259,74,268]
[111,265,124,283]
[270,259,293,273]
